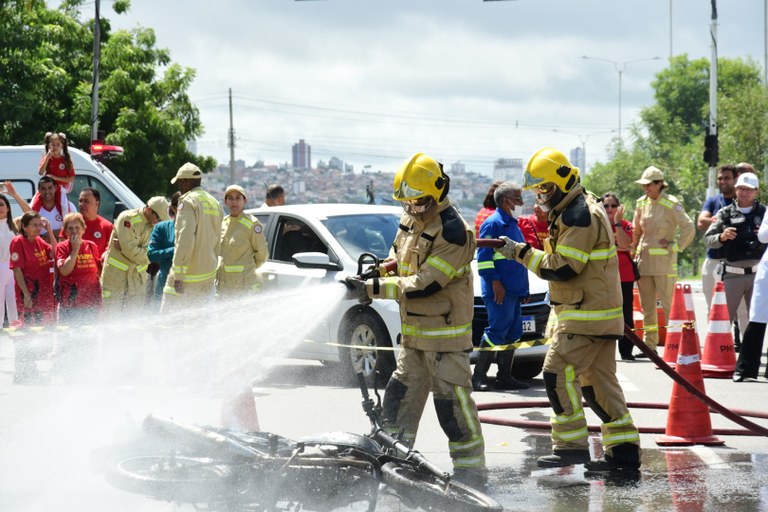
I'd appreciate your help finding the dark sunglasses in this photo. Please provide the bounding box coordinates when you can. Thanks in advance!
[603,203,619,209]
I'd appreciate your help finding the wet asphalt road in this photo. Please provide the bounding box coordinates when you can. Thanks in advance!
[1,281,768,511]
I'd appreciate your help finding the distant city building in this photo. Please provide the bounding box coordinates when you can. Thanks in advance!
[493,158,524,183]
[450,161,466,175]
[292,139,311,169]
[570,147,585,172]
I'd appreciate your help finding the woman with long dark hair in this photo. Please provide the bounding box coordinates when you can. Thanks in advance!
[10,212,57,326]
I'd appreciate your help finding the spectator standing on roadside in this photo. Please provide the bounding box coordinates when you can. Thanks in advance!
[32,132,75,216]
[217,185,268,298]
[101,197,169,313]
[631,166,695,357]
[601,193,636,361]
[32,176,76,237]
[497,147,641,474]
[0,182,32,326]
[473,182,530,392]
[474,181,502,238]
[704,172,766,348]
[162,163,223,312]
[78,188,114,268]
[734,202,768,382]
[263,184,285,207]
[56,213,102,323]
[147,192,180,302]
[10,212,57,326]
[518,203,549,250]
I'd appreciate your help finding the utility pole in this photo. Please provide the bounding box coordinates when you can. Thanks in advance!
[90,0,101,143]
[228,88,236,186]
[705,1,719,198]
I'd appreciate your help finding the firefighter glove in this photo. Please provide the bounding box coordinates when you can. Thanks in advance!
[496,236,531,261]
[147,262,161,277]
[343,276,371,304]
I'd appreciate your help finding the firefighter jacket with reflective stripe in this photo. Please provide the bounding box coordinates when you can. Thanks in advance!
[365,200,476,352]
[102,207,152,273]
[477,208,529,298]
[171,187,224,284]
[631,192,694,277]
[217,213,269,285]
[704,201,767,263]
[513,185,623,337]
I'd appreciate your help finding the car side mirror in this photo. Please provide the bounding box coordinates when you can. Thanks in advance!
[113,201,127,221]
[292,252,343,271]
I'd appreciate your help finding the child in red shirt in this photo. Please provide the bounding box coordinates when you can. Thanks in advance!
[10,212,57,326]
[33,132,75,217]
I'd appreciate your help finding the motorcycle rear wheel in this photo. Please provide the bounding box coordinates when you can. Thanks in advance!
[381,463,502,512]
[105,454,231,502]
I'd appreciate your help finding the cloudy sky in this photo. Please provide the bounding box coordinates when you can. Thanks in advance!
[99,0,766,175]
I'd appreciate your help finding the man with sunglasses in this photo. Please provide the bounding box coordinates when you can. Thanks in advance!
[495,147,641,477]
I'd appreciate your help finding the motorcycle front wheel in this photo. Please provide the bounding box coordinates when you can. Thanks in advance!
[105,454,231,502]
[381,463,502,512]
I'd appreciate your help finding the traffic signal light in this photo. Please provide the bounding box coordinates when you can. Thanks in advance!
[704,133,718,167]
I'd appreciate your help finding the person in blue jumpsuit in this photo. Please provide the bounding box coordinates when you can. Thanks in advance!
[147,192,180,304]
[473,182,530,391]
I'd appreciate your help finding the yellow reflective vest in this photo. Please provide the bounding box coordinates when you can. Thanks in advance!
[514,186,624,337]
[631,192,694,277]
[217,212,268,293]
[169,187,224,284]
[102,207,152,274]
[366,200,476,352]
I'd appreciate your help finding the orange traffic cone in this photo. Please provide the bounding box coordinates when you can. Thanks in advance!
[682,284,702,356]
[221,387,260,432]
[632,286,644,334]
[656,322,724,446]
[661,284,686,368]
[700,281,736,378]
[656,298,667,347]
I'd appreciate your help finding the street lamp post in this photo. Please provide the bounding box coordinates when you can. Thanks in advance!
[581,56,661,143]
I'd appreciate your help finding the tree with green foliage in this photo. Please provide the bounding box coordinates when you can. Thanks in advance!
[0,0,214,198]
[584,55,767,276]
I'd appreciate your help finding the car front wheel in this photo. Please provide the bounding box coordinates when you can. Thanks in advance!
[339,309,395,387]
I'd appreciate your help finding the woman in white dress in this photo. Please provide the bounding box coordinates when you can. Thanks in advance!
[0,182,32,326]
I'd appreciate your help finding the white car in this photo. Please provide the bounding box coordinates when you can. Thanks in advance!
[248,204,550,383]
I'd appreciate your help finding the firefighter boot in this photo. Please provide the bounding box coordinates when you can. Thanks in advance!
[584,442,641,479]
[472,351,493,392]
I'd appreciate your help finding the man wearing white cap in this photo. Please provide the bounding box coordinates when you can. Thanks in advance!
[630,166,695,356]
[705,172,766,336]
[101,196,169,313]
[162,163,223,311]
[217,185,268,297]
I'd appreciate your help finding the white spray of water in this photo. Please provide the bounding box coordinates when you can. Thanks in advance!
[0,281,351,511]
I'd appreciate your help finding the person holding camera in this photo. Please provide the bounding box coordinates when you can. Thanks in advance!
[705,172,767,339]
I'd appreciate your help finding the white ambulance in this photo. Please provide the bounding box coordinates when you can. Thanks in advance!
[0,145,143,221]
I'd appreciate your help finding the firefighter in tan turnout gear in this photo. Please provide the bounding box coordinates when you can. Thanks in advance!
[162,163,224,312]
[496,147,641,476]
[217,185,268,297]
[343,153,486,487]
[631,166,695,355]
[101,197,169,313]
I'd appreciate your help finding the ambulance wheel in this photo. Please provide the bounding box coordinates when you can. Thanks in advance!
[339,309,395,387]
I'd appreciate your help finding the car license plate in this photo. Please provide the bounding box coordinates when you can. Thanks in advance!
[522,316,535,333]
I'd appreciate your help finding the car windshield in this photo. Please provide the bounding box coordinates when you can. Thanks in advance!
[322,213,399,259]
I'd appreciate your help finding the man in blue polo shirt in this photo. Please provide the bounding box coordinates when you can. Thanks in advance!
[473,181,530,392]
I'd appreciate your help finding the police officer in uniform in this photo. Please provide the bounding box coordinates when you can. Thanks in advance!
[630,166,695,356]
[496,147,641,475]
[101,197,169,313]
[162,163,224,312]
[344,153,486,486]
[217,185,268,297]
[705,172,766,334]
